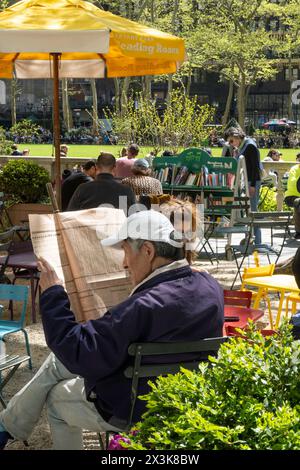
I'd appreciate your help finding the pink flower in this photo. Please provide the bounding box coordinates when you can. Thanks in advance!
[108,434,131,450]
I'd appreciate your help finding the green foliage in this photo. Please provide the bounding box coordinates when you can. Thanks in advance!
[254,129,272,137]
[0,0,11,11]
[0,159,50,203]
[259,186,278,212]
[0,127,13,155]
[123,323,300,450]
[105,90,214,152]
[190,0,279,126]
[259,186,289,212]
[10,119,42,143]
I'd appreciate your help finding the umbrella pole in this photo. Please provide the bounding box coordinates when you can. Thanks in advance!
[51,53,61,211]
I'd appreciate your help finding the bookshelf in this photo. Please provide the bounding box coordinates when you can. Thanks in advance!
[152,148,238,208]
[153,148,250,261]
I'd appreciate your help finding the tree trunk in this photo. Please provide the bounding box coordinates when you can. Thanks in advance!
[222,79,234,126]
[10,79,17,126]
[90,79,98,135]
[150,0,155,22]
[113,78,121,114]
[186,62,192,97]
[237,77,246,128]
[62,78,73,132]
[121,77,131,115]
[143,76,152,100]
[172,0,179,31]
[165,0,178,105]
[166,74,173,105]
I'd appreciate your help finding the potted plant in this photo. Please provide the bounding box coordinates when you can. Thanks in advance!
[120,323,300,450]
[0,159,52,225]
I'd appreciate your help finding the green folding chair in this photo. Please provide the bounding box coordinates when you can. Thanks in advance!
[99,336,227,449]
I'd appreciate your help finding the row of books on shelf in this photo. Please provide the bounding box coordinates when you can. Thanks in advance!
[153,165,235,188]
[165,192,234,209]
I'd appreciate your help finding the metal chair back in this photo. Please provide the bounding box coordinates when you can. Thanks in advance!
[124,337,227,429]
[0,284,31,369]
[0,227,17,284]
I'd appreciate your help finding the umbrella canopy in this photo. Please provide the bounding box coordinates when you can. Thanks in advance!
[0,0,185,78]
[0,0,185,208]
[263,118,296,128]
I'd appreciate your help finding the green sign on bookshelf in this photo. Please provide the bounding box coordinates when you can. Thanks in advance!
[153,147,237,191]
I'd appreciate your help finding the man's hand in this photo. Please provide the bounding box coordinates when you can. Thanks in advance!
[37,257,63,292]
[249,186,256,198]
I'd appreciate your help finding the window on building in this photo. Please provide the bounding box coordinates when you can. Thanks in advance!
[255,95,268,111]
[247,95,255,109]
[199,70,206,83]
[192,69,200,84]
[284,68,289,80]
[285,68,299,80]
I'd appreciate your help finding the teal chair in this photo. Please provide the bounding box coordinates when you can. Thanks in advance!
[0,285,32,369]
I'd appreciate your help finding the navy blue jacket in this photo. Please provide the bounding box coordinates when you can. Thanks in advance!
[40,265,224,424]
[237,137,261,186]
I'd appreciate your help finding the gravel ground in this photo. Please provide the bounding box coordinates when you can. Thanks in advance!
[0,260,288,450]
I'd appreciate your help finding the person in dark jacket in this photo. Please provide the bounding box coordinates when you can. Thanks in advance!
[0,210,224,450]
[226,127,262,244]
[61,160,96,211]
[10,144,22,156]
[67,153,136,213]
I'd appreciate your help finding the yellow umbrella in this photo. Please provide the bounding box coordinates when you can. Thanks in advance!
[0,0,185,208]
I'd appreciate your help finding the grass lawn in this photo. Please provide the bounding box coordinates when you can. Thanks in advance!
[213,147,299,161]
[17,144,153,159]
[17,143,300,162]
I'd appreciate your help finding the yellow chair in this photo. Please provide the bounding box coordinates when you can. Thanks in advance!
[253,250,260,268]
[241,263,275,328]
[285,292,300,318]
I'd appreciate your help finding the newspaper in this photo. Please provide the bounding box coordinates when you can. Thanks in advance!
[29,208,132,322]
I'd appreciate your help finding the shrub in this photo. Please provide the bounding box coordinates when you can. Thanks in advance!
[259,186,277,212]
[0,127,13,155]
[10,119,42,143]
[259,186,289,212]
[105,90,215,152]
[0,159,50,203]
[122,323,300,450]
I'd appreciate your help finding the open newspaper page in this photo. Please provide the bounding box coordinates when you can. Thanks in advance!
[29,208,132,322]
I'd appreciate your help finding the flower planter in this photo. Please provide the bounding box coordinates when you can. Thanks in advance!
[7,203,52,226]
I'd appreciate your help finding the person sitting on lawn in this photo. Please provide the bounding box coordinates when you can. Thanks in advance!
[0,210,224,450]
[10,144,22,156]
[60,144,69,158]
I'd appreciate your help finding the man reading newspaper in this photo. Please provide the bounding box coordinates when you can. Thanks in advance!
[0,210,223,450]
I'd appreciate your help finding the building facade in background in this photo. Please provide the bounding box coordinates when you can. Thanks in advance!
[0,68,298,130]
